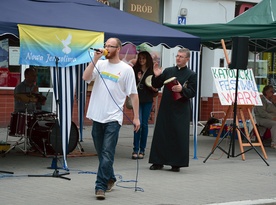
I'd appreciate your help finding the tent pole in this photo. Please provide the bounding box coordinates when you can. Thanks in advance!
[28,57,71,180]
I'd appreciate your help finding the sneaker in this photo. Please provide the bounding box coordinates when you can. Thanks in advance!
[106,179,115,192]
[271,144,276,149]
[95,189,105,200]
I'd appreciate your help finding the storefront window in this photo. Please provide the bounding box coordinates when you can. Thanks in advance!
[0,36,21,87]
[261,52,276,91]
[29,65,53,112]
[39,92,54,112]
[30,66,52,88]
[248,52,276,92]
[247,59,268,92]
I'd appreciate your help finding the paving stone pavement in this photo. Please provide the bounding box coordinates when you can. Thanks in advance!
[1,124,276,205]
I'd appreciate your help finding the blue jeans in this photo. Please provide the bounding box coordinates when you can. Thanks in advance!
[133,102,153,154]
[92,121,121,191]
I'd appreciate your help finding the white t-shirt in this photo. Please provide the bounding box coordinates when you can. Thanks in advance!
[86,60,137,125]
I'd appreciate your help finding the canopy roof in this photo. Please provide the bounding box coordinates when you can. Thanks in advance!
[0,0,200,51]
[165,0,276,52]
[0,0,202,164]
[166,23,276,52]
[228,0,276,24]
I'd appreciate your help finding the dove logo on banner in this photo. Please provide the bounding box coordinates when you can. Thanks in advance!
[56,34,72,54]
[18,24,104,67]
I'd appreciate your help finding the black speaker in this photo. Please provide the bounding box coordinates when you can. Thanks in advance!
[229,36,249,70]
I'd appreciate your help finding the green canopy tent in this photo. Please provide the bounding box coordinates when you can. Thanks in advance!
[228,0,276,24]
[165,23,276,52]
[165,0,276,53]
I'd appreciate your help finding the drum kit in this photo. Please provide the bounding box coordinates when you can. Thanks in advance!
[4,93,79,157]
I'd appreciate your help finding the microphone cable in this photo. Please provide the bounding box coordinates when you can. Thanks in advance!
[88,51,143,192]
[75,170,144,192]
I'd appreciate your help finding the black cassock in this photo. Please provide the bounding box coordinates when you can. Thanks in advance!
[149,66,197,167]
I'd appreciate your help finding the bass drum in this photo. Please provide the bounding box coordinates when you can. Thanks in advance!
[15,112,35,136]
[30,119,79,155]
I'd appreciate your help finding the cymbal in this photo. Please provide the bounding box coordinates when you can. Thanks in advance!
[14,93,37,103]
[15,93,47,103]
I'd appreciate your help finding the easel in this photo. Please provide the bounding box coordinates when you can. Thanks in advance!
[210,104,268,161]
[204,38,269,166]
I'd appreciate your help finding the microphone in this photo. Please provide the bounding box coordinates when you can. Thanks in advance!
[90,48,108,56]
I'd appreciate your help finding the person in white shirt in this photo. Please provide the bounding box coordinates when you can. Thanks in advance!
[83,37,140,200]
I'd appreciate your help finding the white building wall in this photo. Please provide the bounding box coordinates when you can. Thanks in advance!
[164,0,235,24]
[202,48,218,97]
[163,0,261,98]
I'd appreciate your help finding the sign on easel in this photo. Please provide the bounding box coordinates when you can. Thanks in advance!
[211,67,262,106]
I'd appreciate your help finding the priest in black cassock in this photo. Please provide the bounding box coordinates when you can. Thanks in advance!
[148,48,197,172]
